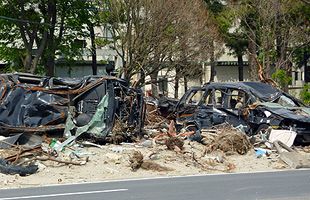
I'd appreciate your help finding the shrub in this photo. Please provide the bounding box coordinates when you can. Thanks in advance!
[301,83,310,105]
[272,69,292,90]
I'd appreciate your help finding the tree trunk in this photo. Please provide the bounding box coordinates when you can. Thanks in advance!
[174,77,179,99]
[237,54,244,81]
[24,52,32,72]
[209,41,216,82]
[248,31,258,81]
[184,76,188,92]
[30,31,48,74]
[136,68,145,87]
[275,0,287,72]
[45,0,57,76]
[46,53,55,76]
[150,70,159,97]
[174,66,181,99]
[89,23,97,75]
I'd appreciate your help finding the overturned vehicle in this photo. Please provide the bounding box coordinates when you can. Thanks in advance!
[0,73,144,142]
[175,82,310,144]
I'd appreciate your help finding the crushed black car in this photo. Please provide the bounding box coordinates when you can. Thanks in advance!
[0,73,145,141]
[174,82,310,144]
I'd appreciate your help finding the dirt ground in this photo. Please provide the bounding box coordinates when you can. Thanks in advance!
[0,140,292,189]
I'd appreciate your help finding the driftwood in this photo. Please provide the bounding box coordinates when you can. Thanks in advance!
[255,57,278,87]
[17,156,87,166]
[5,146,42,162]
[153,120,194,152]
[129,150,173,172]
[273,140,294,153]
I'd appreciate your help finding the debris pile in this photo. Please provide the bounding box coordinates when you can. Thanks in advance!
[201,124,252,155]
[0,133,90,176]
[0,73,309,185]
[144,100,169,128]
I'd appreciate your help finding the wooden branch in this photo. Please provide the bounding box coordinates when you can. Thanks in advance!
[18,156,87,166]
[5,147,42,162]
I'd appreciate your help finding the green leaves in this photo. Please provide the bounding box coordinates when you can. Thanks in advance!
[272,69,292,90]
[301,83,310,105]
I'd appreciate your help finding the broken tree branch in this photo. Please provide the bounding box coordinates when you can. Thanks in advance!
[17,156,87,166]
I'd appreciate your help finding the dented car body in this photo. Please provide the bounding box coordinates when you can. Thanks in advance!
[175,82,310,143]
[0,73,144,140]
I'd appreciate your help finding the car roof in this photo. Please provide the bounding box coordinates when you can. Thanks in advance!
[203,81,281,101]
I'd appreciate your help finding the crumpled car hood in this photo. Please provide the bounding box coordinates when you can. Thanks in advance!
[260,102,310,123]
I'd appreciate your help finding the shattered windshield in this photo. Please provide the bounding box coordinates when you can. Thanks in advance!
[273,95,298,107]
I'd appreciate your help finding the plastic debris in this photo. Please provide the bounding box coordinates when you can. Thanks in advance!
[254,148,271,158]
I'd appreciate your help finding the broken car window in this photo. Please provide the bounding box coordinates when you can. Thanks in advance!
[227,90,247,109]
[214,89,224,107]
[185,90,203,105]
[201,89,213,105]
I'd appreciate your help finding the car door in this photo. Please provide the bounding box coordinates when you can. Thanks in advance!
[220,87,250,131]
[194,88,227,128]
[175,88,204,119]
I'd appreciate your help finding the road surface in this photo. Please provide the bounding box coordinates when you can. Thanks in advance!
[0,170,310,200]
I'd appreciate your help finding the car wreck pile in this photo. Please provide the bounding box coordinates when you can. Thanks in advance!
[0,73,310,179]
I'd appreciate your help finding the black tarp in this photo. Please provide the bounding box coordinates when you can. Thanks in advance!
[0,73,145,140]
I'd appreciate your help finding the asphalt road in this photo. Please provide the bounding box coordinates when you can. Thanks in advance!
[0,170,310,200]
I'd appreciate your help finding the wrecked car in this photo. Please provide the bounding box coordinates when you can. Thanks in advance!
[0,73,144,141]
[175,82,310,143]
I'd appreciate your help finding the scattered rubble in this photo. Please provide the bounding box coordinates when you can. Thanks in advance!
[0,73,309,188]
[274,140,310,169]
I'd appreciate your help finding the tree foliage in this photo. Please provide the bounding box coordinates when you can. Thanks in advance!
[301,83,310,105]
[0,0,99,75]
[228,0,309,81]
[0,0,308,95]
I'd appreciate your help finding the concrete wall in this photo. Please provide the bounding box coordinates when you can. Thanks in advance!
[55,64,107,78]
[213,65,250,82]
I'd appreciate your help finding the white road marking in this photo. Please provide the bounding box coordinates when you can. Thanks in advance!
[44,168,309,187]
[0,188,128,200]
[1,169,308,191]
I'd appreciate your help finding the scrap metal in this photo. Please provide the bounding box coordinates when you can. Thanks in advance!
[173,81,310,144]
[0,73,145,141]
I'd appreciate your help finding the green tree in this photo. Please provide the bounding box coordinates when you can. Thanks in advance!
[229,0,310,86]
[0,0,54,73]
[0,0,99,75]
[204,0,226,82]
[301,83,310,105]
[210,1,249,81]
